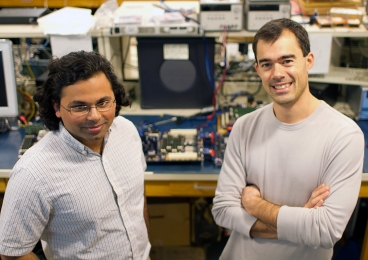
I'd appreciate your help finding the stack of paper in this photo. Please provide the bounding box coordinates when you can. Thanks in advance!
[37,7,94,35]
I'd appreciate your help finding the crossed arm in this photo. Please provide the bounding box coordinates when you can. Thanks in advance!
[243,184,330,239]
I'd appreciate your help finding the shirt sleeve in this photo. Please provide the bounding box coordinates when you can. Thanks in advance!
[0,168,50,256]
[212,120,257,238]
[277,128,364,249]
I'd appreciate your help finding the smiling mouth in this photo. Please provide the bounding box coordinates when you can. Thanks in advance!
[85,123,104,129]
[272,83,291,90]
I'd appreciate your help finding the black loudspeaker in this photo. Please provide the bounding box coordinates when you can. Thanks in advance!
[137,37,215,109]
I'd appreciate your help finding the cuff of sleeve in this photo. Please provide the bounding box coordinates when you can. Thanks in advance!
[277,205,305,242]
[235,210,257,238]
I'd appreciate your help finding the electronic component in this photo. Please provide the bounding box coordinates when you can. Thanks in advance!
[219,103,264,132]
[141,129,203,162]
[201,132,228,166]
[213,133,228,166]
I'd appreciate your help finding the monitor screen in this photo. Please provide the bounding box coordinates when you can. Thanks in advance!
[0,39,18,117]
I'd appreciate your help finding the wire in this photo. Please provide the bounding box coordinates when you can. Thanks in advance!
[229,90,255,103]
[139,120,164,133]
[220,80,262,98]
[196,28,229,130]
[25,60,36,79]
[17,86,36,122]
[156,0,202,30]
[203,35,215,89]
[159,0,196,15]
[159,0,179,12]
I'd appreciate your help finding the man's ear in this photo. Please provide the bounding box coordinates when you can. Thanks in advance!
[306,52,314,71]
[52,101,61,118]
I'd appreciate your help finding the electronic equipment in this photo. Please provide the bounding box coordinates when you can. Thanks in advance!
[142,129,203,162]
[139,127,229,166]
[0,40,18,118]
[199,0,243,31]
[346,85,368,120]
[109,1,201,36]
[244,1,291,31]
[137,37,215,109]
[0,8,49,24]
[110,21,200,36]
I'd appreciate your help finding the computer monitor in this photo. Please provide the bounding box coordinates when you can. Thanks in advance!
[0,39,18,117]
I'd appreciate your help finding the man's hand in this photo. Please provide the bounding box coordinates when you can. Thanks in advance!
[250,220,278,239]
[304,184,330,209]
[241,185,262,216]
[243,185,278,238]
[242,185,279,230]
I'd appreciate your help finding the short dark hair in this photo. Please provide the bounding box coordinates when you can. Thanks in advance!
[33,51,131,131]
[252,18,310,62]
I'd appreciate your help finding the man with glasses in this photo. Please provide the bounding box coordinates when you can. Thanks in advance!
[0,51,151,259]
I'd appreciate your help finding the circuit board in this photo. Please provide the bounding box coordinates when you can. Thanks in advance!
[141,129,203,162]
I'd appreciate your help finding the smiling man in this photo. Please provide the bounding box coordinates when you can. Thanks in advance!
[212,18,364,260]
[0,51,151,259]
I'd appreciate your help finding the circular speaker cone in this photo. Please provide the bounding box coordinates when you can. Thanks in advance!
[159,60,196,93]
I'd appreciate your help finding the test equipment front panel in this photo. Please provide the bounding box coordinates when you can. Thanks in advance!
[200,0,243,31]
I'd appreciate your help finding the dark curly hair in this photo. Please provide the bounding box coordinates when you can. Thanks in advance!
[33,51,131,130]
[252,18,310,63]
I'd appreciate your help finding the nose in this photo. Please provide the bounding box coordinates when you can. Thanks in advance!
[86,106,101,120]
[271,63,285,80]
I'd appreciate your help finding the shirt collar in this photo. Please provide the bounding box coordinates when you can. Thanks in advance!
[56,123,112,156]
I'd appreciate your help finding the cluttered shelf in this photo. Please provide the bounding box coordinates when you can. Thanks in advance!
[0,24,103,38]
[0,15,367,39]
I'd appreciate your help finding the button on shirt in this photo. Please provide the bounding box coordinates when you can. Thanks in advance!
[0,116,151,259]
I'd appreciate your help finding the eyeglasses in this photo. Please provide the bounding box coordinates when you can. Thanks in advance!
[60,100,116,117]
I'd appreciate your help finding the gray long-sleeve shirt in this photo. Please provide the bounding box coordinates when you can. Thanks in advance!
[212,101,364,260]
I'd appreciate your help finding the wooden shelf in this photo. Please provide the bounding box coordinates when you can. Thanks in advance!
[0,0,118,8]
